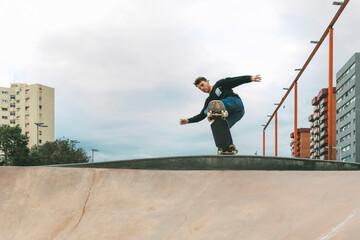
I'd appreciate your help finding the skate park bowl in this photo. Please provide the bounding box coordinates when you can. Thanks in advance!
[1,155,360,240]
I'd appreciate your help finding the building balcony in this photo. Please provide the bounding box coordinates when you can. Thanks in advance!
[313,127,320,135]
[320,114,328,123]
[320,106,328,115]
[320,98,328,106]
[315,120,320,127]
[320,147,328,155]
[319,139,328,147]
[320,155,329,160]
[309,114,314,122]
[320,122,328,131]
[320,131,328,139]
[314,113,320,120]
[314,105,320,113]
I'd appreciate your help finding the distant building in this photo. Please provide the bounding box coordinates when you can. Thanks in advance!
[308,88,336,160]
[0,83,54,148]
[290,128,311,158]
[335,53,359,162]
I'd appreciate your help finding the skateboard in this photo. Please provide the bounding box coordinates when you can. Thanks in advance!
[207,100,238,155]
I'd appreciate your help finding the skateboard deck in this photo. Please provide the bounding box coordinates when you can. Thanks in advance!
[211,117,234,153]
[207,100,237,155]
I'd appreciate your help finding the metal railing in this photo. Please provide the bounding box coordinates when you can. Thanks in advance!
[262,0,350,160]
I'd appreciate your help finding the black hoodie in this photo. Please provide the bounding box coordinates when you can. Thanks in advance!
[188,75,251,123]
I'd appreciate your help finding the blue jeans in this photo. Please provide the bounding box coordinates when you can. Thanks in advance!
[221,97,245,128]
[205,97,245,129]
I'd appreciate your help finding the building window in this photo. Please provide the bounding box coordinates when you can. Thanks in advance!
[1,108,7,111]
[349,62,356,71]
[342,144,351,152]
[340,133,351,143]
[10,111,15,116]
[337,85,355,104]
[337,63,355,84]
[2,100,8,103]
[341,155,351,162]
[10,95,15,100]
[2,91,8,94]
[337,74,356,94]
[10,103,15,108]
[337,97,356,114]
[39,105,42,110]
[2,116,8,119]
[340,122,351,133]
[10,120,15,124]
[339,110,352,122]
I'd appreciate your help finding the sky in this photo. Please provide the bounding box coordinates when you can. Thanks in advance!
[0,0,359,161]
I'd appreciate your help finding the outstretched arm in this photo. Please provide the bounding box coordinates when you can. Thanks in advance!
[251,74,262,82]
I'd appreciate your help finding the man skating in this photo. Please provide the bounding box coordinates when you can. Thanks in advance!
[180,74,261,153]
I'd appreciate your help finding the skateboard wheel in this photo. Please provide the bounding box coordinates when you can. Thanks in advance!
[221,110,228,118]
[207,111,216,122]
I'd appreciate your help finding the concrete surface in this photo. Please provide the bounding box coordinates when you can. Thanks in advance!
[56,155,360,171]
[1,163,360,240]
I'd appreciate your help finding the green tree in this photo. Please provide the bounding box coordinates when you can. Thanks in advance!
[29,138,90,165]
[0,125,29,166]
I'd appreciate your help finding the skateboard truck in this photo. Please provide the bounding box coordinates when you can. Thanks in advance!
[207,110,228,122]
[207,100,228,122]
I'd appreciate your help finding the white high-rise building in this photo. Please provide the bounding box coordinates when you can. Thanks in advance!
[335,53,359,162]
[0,83,54,148]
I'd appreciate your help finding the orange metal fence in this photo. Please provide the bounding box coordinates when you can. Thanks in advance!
[262,0,350,160]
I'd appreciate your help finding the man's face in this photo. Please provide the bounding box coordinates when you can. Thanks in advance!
[196,81,211,93]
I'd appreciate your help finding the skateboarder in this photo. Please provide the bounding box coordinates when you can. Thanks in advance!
[180,74,261,153]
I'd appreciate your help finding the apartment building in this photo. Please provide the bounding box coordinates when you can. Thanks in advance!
[336,53,359,162]
[308,88,336,160]
[0,83,54,148]
[290,128,311,158]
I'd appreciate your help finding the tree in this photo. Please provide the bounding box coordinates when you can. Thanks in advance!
[0,125,29,166]
[29,138,90,165]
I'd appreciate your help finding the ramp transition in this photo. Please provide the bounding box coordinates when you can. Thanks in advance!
[1,156,360,240]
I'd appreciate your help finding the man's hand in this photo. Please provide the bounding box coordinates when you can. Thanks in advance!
[180,119,189,125]
[251,74,262,82]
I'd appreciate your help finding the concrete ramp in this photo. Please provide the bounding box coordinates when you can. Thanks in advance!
[1,162,360,240]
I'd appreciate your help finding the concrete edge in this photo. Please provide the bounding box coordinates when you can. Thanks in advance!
[52,155,360,171]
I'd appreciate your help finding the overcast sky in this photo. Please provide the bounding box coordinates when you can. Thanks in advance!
[0,0,359,161]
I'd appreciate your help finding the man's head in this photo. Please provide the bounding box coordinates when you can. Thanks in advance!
[194,77,212,93]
